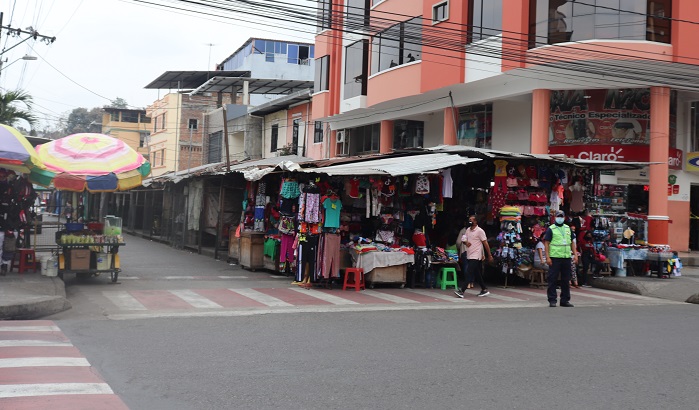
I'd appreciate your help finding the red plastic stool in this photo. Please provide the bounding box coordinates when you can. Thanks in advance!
[11,248,38,274]
[343,268,365,291]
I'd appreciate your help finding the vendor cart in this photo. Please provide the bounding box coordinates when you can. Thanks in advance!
[56,216,125,283]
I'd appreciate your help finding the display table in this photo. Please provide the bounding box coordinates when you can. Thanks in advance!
[606,247,648,270]
[57,243,124,283]
[350,249,414,287]
[239,231,265,270]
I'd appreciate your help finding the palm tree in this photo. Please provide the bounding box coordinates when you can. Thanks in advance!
[0,90,37,127]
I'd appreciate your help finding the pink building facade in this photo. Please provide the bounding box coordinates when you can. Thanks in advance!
[313,0,699,251]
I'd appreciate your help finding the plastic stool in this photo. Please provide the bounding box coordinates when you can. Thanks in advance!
[11,248,38,274]
[437,267,458,290]
[343,268,365,291]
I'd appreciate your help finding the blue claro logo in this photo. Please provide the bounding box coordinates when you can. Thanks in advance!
[689,157,699,168]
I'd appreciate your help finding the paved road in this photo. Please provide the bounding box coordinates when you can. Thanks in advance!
[5,305,697,409]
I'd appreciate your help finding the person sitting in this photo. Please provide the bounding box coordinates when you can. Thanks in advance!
[533,235,548,272]
[579,231,603,282]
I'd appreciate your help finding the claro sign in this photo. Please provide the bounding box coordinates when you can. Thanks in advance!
[549,145,683,170]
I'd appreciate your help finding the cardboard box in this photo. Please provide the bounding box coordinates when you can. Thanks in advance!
[70,249,91,270]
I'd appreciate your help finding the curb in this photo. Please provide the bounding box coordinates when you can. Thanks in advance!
[685,294,699,304]
[0,296,72,320]
[591,278,644,295]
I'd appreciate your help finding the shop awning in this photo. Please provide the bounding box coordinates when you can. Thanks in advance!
[568,159,656,170]
[303,153,481,176]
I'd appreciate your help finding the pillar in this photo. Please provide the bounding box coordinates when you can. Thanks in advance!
[531,89,551,155]
[443,107,458,145]
[648,86,671,245]
[380,120,394,154]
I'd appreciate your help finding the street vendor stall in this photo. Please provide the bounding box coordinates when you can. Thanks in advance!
[350,247,414,288]
[34,133,150,283]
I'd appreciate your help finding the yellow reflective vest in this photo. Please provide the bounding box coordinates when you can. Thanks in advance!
[549,224,572,259]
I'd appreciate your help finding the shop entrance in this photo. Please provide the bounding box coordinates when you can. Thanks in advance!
[627,184,649,214]
[690,185,699,251]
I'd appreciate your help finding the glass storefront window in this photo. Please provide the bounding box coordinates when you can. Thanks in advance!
[370,17,422,75]
[457,104,492,148]
[393,120,424,149]
[529,0,672,47]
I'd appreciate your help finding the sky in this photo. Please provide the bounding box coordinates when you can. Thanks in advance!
[0,0,314,131]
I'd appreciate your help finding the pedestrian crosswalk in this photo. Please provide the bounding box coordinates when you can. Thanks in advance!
[0,321,127,409]
[100,286,676,319]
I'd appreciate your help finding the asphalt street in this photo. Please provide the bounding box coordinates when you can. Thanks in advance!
[54,304,699,410]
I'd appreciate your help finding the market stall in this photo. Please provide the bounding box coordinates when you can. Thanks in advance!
[34,133,150,282]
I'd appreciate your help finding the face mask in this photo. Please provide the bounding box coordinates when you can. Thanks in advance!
[555,217,565,224]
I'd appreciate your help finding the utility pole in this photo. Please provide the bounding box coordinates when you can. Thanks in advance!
[0,22,57,56]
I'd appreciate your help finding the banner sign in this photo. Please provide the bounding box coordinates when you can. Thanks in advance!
[686,152,699,172]
[549,145,683,170]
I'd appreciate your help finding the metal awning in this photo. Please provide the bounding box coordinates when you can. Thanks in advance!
[144,71,251,89]
[303,153,482,176]
[248,89,313,115]
[189,77,314,96]
[569,159,655,170]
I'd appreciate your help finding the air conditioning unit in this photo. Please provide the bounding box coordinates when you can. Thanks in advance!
[336,130,346,144]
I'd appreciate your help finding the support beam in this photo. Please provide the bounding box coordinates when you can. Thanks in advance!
[648,86,671,245]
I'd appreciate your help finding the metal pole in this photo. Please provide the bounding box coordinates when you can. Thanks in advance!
[222,106,231,173]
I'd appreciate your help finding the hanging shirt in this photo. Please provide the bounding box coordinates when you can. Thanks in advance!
[322,197,342,228]
[441,169,453,198]
[415,175,430,195]
[493,160,508,177]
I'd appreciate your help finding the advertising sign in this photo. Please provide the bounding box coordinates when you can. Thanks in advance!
[548,145,683,170]
[686,152,699,172]
[549,89,677,147]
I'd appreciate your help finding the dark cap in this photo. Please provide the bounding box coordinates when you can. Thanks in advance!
[555,210,565,217]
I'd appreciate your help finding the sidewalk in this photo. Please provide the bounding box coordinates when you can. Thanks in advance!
[2,235,699,320]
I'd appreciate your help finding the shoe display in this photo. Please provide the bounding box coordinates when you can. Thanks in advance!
[560,302,574,307]
[454,290,464,298]
[477,290,490,297]
[549,302,557,307]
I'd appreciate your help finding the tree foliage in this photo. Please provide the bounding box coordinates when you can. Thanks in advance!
[0,90,37,128]
[64,107,102,134]
[109,97,128,108]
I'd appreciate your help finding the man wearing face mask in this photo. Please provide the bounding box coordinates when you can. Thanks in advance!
[543,210,578,307]
[455,215,493,298]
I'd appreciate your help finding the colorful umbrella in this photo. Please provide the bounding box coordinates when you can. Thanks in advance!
[35,133,151,192]
[0,123,45,174]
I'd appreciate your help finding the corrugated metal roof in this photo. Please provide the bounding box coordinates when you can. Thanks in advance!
[303,153,481,176]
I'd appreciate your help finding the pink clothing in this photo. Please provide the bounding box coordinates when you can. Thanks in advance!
[457,226,488,260]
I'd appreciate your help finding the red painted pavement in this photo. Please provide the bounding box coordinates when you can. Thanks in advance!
[0,366,105,384]
[129,290,194,310]
[255,288,333,306]
[0,394,129,410]
[0,346,83,359]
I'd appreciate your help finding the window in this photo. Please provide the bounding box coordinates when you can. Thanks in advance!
[393,120,424,149]
[160,113,166,130]
[188,119,198,130]
[122,111,139,123]
[208,131,223,164]
[151,149,165,167]
[529,0,672,47]
[139,132,150,148]
[318,0,333,32]
[140,114,151,123]
[110,112,119,122]
[350,123,380,154]
[469,0,503,42]
[371,17,422,75]
[314,55,330,93]
[691,102,699,152]
[265,40,275,62]
[457,103,492,149]
[433,1,449,23]
[292,119,300,150]
[314,121,324,143]
[271,124,279,152]
[288,44,312,65]
[346,0,370,30]
[344,40,369,99]
[153,117,158,132]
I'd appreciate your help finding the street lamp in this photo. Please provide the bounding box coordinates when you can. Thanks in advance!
[0,54,38,75]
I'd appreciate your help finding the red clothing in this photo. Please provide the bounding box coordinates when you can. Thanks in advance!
[579,236,596,256]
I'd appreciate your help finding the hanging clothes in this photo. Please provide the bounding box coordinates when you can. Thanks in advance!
[441,168,453,198]
[320,233,341,278]
[322,197,342,228]
[296,236,319,282]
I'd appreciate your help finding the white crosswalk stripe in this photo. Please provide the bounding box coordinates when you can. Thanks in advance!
[0,357,90,368]
[229,288,293,307]
[218,275,248,279]
[362,290,419,304]
[288,288,358,305]
[0,325,60,332]
[0,383,113,398]
[103,291,147,311]
[404,289,474,302]
[164,276,195,280]
[504,288,557,299]
[470,291,522,302]
[0,340,72,348]
[170,289,223,308]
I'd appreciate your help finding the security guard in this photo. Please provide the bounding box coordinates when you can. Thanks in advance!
[544,210,578,307]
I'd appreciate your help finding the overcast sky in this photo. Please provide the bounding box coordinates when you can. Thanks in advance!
[0,0,313,130]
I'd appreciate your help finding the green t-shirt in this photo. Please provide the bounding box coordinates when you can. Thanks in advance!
[323,198,342,228]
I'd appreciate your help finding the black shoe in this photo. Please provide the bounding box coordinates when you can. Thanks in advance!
[549,302,556,307]
[560,302,574,307]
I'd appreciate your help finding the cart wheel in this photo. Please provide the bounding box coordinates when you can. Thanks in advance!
[111,271,119,283]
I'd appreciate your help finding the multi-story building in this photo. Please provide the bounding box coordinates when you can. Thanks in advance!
[101,108,150,158]
[313,0,699,251]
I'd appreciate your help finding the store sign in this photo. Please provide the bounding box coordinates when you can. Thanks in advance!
[549,145,683,170]
[687,152,699,172]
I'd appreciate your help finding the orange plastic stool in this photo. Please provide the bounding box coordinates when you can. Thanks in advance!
[343,267,365,291]
[11,248,38,274]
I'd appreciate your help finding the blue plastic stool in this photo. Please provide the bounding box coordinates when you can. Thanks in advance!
[437,267,458,290]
